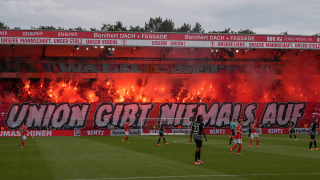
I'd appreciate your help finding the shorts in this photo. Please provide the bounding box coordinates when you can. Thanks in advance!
[159,133,164,137]
[251,133,259,138]
[231,129,235,136]
[234,138,242,144]
[290,129,295,134]
[125,131,129,136]
[311,135,316,139]
[195,140,202,147]
[22,136,27,141]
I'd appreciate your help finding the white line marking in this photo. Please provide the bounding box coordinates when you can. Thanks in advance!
[68,173,320,180]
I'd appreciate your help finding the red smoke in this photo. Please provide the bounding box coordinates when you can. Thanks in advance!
[0,56,318,103]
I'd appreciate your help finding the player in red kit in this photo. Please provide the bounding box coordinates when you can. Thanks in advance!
[250,119,260,148]
[19,123,29,148]
[122,120,130,143]
[229,120,244,156]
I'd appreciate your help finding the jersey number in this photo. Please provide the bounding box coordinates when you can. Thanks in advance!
[193,125,200,133]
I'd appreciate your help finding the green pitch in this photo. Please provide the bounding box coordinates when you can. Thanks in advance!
[0,135,319,180]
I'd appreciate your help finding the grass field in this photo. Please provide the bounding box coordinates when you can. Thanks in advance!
[0,134,319,180]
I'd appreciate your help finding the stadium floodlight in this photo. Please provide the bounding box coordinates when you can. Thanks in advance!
[139,118,190,135]
[85,46,89,50]
[75,46,79,50]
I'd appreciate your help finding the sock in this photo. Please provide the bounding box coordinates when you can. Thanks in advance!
[229,137,233,144]
[294,135,297,139]
[158,138,161,144]
[231,145,237,150]
[195,151,198,162]
[250,140,253,146]
[290,135,292,139]
[21,141,25,147]
[248,133,250,137]
[127,136,129,142]
[314,141,317,148]
[238,145,242,154]
[163,138,166,143]
[309,141,312,149]
[257,139,259,146]
[198,149,201,160]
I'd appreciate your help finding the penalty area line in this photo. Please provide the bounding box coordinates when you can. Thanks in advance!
[68,173,320,180]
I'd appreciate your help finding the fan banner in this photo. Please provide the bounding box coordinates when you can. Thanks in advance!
[1,30,320,49]
[1,102,318,131]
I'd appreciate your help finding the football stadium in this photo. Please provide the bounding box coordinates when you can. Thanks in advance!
[1,20,320,179]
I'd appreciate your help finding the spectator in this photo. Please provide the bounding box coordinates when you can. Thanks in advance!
[177,124,181,129]
[43,125,47,130]
[152,124,156,129]
[111,124,114,129]
[267,122,270,128]
[49,125,52,130]
[39,125,42,130]
[0,124,3,131]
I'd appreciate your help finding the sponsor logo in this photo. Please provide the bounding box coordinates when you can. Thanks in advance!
[268,129,283,134]
[144,65,169,73]
[74,130,81,136]
[0,130,52,137]
[294,128,310,134]
[58,32,78,37]
[267,37,282,41]
[172,129,190,134]
[0,31,8,35]
[111,129,141,136]
[86,130,105,136]
[22,31,44,36]
[147,130,160,134]
[241,128,261,134]
[209,129,226,134]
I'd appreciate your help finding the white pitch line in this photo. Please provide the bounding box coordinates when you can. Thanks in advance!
[68,173,320,180]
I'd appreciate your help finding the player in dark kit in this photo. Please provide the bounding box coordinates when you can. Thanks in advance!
[190,115,207,165]
[247,119,253,139]
[309,118,320,151]
[288,119,297,141]
[157,121,169,145]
